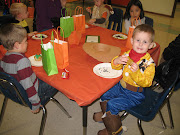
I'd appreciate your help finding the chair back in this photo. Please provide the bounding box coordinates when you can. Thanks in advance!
[145,16,153,27]
[0,72,32,109]
[107,8,123,32]
[127,70,179,121]
[149,70,178,117]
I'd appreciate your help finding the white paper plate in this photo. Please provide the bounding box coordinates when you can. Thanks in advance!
[29,55,43,67]
[93,63,122,78]
[112,33,127,40]
[32,34,48,40]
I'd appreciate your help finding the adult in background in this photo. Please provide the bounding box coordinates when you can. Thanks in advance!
[35,0,66,32]
[160,34,180,91]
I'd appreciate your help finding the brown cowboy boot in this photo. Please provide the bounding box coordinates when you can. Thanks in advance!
[98,111,123,135]
[93,101,107,122]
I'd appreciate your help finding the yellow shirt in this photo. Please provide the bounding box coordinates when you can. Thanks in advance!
[111,50,155,88]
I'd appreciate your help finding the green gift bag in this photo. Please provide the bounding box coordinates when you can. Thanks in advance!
[41,36,58,76]
[60,8,74,38]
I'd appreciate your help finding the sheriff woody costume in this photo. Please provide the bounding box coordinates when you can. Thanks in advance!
[95,49,155,135]
[113,49,155,93]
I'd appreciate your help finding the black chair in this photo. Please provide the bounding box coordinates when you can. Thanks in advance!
[107,8,123,32]
[145,16,153,27]
[0,72,71,135]
[120,70,179,135]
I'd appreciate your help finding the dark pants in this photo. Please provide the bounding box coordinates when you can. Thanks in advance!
[38,79,57,105]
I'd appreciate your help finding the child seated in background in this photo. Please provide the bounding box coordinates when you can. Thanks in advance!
[9,3,37,36]
[0,24,56,114]
[124,0,145,34]
[93,24,155,135]
[86,0,113,28]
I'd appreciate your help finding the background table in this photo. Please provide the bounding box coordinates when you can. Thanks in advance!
[26,26,160,135]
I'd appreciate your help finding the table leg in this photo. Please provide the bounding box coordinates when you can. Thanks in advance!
[82,106,88,135]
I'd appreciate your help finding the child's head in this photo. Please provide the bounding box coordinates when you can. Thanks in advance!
[10,3,29,20]
[124,0,144,20]
[94,0,104,7]
[0,24,27,53]
[131,24,155,54]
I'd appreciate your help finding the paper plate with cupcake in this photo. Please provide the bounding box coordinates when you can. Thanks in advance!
[29,54,43,67]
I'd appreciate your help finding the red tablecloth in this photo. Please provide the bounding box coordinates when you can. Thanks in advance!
[0,26,160,106]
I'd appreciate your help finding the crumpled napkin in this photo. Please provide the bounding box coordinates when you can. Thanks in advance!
[52,38,67,44]
[41,42,53,51]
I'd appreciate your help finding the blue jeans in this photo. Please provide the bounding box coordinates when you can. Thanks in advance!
[38,79,57,105]
[101,82,145,115]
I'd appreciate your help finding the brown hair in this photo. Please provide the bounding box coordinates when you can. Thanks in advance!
[132,24,155,42]
[0,24,27,50]
[9,3,27,18]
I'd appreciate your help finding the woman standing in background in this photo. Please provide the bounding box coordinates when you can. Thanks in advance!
[35,0,66,32]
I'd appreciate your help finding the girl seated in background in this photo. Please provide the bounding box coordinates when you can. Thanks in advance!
[124,0,145,34]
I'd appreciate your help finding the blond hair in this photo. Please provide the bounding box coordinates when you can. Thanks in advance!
[0,24,27,50]
[10,3,27,18]
[132,24,155,42]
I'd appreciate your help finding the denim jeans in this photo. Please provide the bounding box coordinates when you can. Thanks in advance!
[38,78,57,105]
[101,82,145,115]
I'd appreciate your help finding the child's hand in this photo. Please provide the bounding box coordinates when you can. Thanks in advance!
[131,18,136,26]
[88,18,96,24]
[130,62,139,72]
[28,31,37,37]
[113,55,129,65]
[131,16,139,26]
[86,7,92,14]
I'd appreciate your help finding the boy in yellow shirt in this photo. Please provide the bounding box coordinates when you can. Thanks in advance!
[10,3,37,36]
[94,24,155,135]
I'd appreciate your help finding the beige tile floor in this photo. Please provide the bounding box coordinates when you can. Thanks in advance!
[0,1,180,135]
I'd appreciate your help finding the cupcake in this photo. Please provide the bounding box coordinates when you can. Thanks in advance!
[34,54,42,61]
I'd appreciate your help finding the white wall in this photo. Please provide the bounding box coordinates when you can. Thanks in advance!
[141,0,175,16]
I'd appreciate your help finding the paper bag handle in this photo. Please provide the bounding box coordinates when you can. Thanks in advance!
[57,26,64,41]
[51,26,64,43]
[75,6,83,15]
[61,8,72,17]
[131,17,141,26]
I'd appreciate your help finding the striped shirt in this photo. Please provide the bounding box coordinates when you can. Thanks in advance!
[0,52,41,110]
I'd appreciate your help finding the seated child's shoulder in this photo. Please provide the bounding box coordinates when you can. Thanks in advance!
[101,4,113,14]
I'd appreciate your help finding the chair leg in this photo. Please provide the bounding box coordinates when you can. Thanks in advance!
[120,111,129,121]
[167,99,174,129]
[0,97,8,126]
[158,110,166,129]
[50,97,71,118]
[39,106,47,135]
[137,119,144,135]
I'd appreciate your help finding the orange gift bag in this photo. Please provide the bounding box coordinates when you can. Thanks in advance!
[73,6,85,34]
[0,45,7,60]
[68,30,82,46]
[52,27,69,69]
[28,7,34,18]
[125,18,141,49]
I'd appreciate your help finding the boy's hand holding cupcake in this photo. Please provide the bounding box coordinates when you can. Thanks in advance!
[113,55,139,72]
